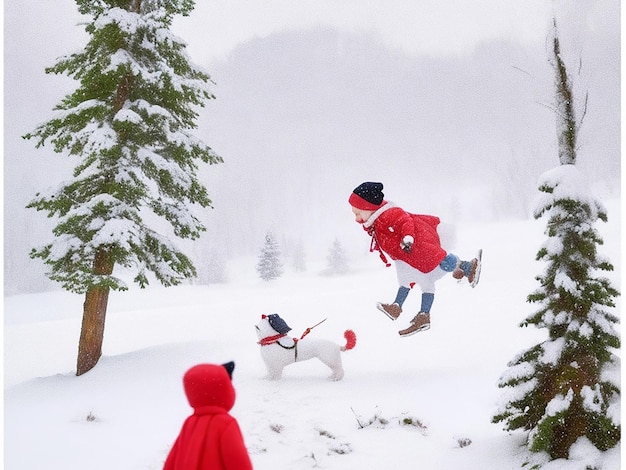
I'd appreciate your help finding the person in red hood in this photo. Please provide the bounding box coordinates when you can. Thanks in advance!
[349,182,481,337]
[163,362,253,470]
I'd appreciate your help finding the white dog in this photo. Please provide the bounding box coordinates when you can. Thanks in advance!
[255,314,356,381]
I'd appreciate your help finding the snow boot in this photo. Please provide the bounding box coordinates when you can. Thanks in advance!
[452,266,465,280]
[398,313,430,337]
[376,302,402,320]
[467,258,480,286]
[453,251,481,287]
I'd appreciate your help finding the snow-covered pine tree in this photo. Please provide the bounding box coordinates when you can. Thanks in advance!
[325,238,349,275]
[493,165,620,462]
[23,0,221,375]
[256,232,283,281]
[492,19,620,465]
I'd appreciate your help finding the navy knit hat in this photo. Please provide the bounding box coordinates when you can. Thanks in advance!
[349,182,384,211]
[267,314,292,334]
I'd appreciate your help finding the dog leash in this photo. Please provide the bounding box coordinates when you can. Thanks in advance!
[300,318,327,339]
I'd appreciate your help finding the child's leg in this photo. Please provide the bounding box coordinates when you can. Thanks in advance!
[420,292,435,313]
[394,261,419,306]
[439,253,459,272]
[393,285,411,307]
[413,267,446,313]
[376,261,416,320]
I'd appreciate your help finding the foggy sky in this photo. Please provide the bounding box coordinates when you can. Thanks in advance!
[3,0,620,294]
[171,0,553,62]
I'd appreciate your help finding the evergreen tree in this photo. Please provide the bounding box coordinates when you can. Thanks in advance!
[256,232,283,281]
[325,238,349,275]
[23,0,221,375]
[492,19,620,465]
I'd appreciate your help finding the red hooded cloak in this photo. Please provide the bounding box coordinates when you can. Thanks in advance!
[163,363,253,470]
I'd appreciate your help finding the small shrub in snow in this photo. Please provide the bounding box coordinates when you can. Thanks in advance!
[315,427,352,456]
[269,423,284,434]
[352,407,430,433]
[456,437,472,448]
[328,442,352,455]
[399,414,428,433]
[316,427,335,439]
[351,408,389,429]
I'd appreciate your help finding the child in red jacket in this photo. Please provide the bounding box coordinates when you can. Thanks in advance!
[163,362,253,470]
[349,182,481,337]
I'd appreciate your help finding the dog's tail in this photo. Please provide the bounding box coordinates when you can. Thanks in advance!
[341,330,357,351]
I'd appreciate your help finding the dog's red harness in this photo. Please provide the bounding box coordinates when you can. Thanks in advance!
[257,333,290,346]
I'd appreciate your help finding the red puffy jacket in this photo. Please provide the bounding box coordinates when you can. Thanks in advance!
[163,364,253,470]
[363,202,446,273]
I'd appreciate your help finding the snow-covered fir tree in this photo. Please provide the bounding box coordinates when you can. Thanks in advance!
[493,166,620,463]
[23,0,220,375]
[256,232,283,281]
[324,238,349,275]
[493,20,620,465]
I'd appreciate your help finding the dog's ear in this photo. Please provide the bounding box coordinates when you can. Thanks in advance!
[222,361,235,379]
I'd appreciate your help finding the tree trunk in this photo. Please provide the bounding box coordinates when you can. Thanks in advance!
[551,18,577,165]
[75,2,136,376]
[76,248,114,376]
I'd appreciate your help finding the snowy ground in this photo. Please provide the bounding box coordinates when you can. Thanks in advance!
[4,199,620,469]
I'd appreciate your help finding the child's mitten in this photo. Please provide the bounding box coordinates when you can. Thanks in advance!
[400,235,414,252]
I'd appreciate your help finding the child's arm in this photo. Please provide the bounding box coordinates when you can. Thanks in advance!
[395,209,417,246]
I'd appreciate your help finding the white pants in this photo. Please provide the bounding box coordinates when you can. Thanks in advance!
[395,260,448,294]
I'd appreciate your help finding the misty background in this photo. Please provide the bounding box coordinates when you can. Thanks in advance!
[3,1,620,295]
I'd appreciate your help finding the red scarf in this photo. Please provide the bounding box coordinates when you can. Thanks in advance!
[258,333,287,346]
[367,226,391,267]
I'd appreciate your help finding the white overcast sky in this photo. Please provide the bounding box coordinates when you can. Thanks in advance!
[173,0,556,64]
